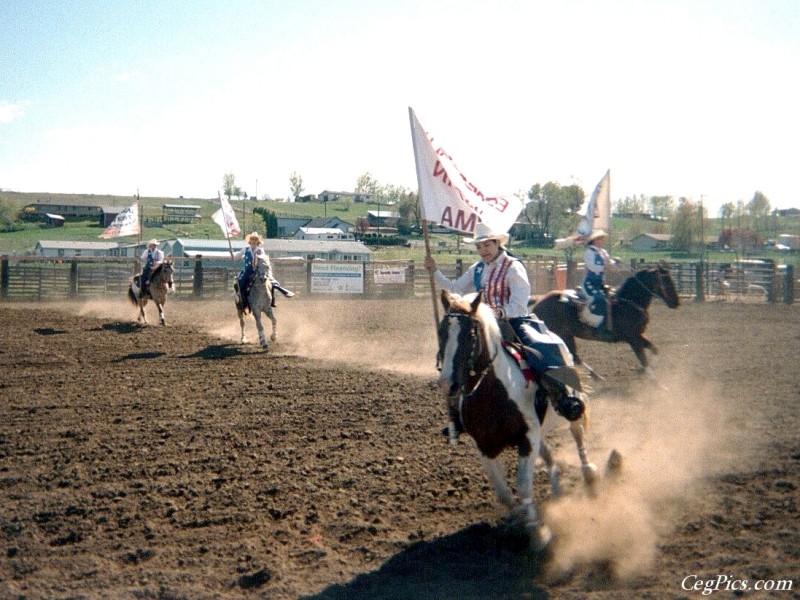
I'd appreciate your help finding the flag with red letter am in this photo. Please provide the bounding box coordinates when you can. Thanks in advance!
[409,108,523,235]
[212,194,241,238]
[99,203,140,239]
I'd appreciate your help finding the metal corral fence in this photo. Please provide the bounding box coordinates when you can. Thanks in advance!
[1,255,796,304]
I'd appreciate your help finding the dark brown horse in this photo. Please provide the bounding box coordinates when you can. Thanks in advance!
[531,265,680,379]
[436,290,606,550]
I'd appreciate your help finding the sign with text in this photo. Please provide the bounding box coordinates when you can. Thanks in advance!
[311,262,364,294]
[374,267,406,284]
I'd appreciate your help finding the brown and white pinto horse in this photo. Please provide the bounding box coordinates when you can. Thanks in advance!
[128,261,175,326]
[436,290,603,550]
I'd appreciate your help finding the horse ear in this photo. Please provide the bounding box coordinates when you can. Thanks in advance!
[470,290,483,313]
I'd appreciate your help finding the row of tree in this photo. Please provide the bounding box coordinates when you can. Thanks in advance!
[222,170,784,252]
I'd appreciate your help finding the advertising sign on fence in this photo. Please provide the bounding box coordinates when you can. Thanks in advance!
[374,267,406,284]
[311,262,364,294]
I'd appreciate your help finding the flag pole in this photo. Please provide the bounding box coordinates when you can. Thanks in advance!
[136,188,141,247]
[408,107,440,327]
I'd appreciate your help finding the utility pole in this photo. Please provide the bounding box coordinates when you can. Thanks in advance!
[699,194,706,301]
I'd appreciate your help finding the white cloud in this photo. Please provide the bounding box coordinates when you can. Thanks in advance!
[0,102,25,124]
[114,71,142,83]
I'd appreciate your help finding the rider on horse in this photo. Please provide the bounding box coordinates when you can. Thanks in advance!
[425,223,587,438]
[233,232,294,312]
[581,230,619,330]
[139,239,164,298]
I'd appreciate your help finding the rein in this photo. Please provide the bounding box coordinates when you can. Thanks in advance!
[439,311,499,397]
[622,269,666,310]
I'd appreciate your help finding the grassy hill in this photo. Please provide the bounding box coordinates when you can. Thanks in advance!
[0,191,381,255]
[1,191,798,266]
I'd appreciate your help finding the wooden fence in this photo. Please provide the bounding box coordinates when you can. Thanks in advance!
[0,255,796,304]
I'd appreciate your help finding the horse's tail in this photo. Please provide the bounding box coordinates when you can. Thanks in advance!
[128,287,139,306]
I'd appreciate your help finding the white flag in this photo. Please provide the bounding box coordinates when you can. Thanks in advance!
[99,203,140,239]
[576,169,611,239]
[409,108,523,235]
[554,170,611,249]
[212,194,241,238]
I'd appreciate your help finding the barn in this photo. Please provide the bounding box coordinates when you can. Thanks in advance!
[630,233,672,252]
[293,227,355,241]
[168,238,372,262]
[34,240,128,258]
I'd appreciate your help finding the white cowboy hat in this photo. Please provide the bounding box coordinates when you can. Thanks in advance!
[464,222,510,246]
[147,239,159,246]
[246,231,264,244]
[586,230,608,243]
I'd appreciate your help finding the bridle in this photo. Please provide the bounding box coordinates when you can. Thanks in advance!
[628,267,670,308]
[437,311,497,397]
[154,262,175,291]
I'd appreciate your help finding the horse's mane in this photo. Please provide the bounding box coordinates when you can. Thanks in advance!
[450,292,503,348]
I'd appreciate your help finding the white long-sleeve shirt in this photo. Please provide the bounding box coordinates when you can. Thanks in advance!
[433,251,531,319]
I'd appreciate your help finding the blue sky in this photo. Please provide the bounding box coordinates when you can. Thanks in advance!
[2,0,798,215]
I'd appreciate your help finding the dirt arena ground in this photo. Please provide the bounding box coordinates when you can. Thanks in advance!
[1,294,798,599]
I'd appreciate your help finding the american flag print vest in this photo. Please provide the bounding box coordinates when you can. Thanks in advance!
[475,256,515,309]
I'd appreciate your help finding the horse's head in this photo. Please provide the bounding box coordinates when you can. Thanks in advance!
[161,261,175,291]
[436,290,498,398]
[652,263,680,308]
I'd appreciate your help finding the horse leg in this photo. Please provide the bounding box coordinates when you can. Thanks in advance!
[565,334,603,380]
[237,307,248,344]
[254,311,268,349]
[631,337,656,378]
[538,440,562,497]
[568,416,598,491]
[476,453,516,510]
[516,437,552,551]
[267,306,277,341]
[157,301,166,326]
[138,300,147,325]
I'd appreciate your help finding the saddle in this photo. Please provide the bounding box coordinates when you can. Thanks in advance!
[560,287,614,331]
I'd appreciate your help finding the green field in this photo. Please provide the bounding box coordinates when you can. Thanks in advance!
[1,190,798,268]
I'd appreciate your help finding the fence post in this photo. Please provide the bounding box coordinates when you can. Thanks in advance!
[69,260,78,298]
[192,256,203,299]
[408,261,415,298]
[455,258,463,278]
[566,259,577,289]
[785,265,795,304]
[695,263,705,302]
[1,256,8,300]
[306,260,313,295]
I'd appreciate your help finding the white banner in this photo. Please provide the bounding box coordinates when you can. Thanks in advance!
[555,169,611,249]
[99,203,140,239]
[212,194,241,238]
[409,108,523,235]
[576,169,611,239]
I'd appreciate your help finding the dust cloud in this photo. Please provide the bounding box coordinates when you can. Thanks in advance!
[70,296,441,378]
[544,363,749,580]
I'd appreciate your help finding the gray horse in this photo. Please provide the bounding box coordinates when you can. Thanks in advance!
[237,257,277,349]
[128,261,175,326]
